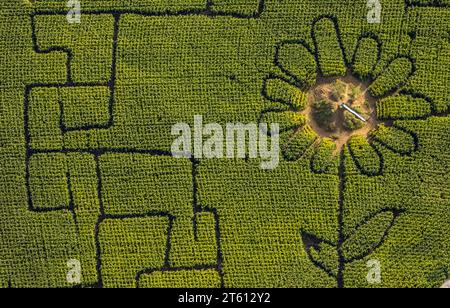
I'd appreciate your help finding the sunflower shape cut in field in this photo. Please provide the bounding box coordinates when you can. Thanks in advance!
[259,16,442,176]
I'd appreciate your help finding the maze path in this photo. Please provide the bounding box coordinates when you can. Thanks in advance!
[23,2,267,287]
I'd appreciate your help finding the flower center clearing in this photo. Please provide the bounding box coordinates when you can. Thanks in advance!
[303,74,378,151]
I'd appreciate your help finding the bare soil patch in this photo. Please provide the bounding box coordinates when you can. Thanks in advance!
[302,72,379,153]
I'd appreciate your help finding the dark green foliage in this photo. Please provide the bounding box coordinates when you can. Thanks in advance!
[312,100,337,131]
[343,106,366,131]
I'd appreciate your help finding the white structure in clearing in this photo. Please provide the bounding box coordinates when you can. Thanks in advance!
[340,103,367,122]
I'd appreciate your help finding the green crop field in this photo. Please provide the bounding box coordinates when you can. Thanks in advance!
[0,0,449,288]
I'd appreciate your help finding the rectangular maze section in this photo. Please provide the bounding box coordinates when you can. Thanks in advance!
[137,268,221,288]
[30,0,264,16]
[406,0,450,7]
[30,0,206,13]
[210,0,264,16]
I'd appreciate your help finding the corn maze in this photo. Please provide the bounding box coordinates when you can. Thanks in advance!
[0,0,449,288]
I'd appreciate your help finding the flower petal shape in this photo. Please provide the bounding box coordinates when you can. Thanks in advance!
[377,94,432,120]
[263,77,309,111]
[342,210,401,263]
[301,230,338,278]
[276,41,317,88]
[352,36,380,80]
[370,56,415,98]
[372,125,417,155]
[311,138,338,174]
[260,110,306,134]
[348,135,382,176]
[313,17,346,77]
[282,125,318,161]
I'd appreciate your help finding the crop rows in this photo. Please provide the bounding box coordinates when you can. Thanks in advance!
[0,0,448,288]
